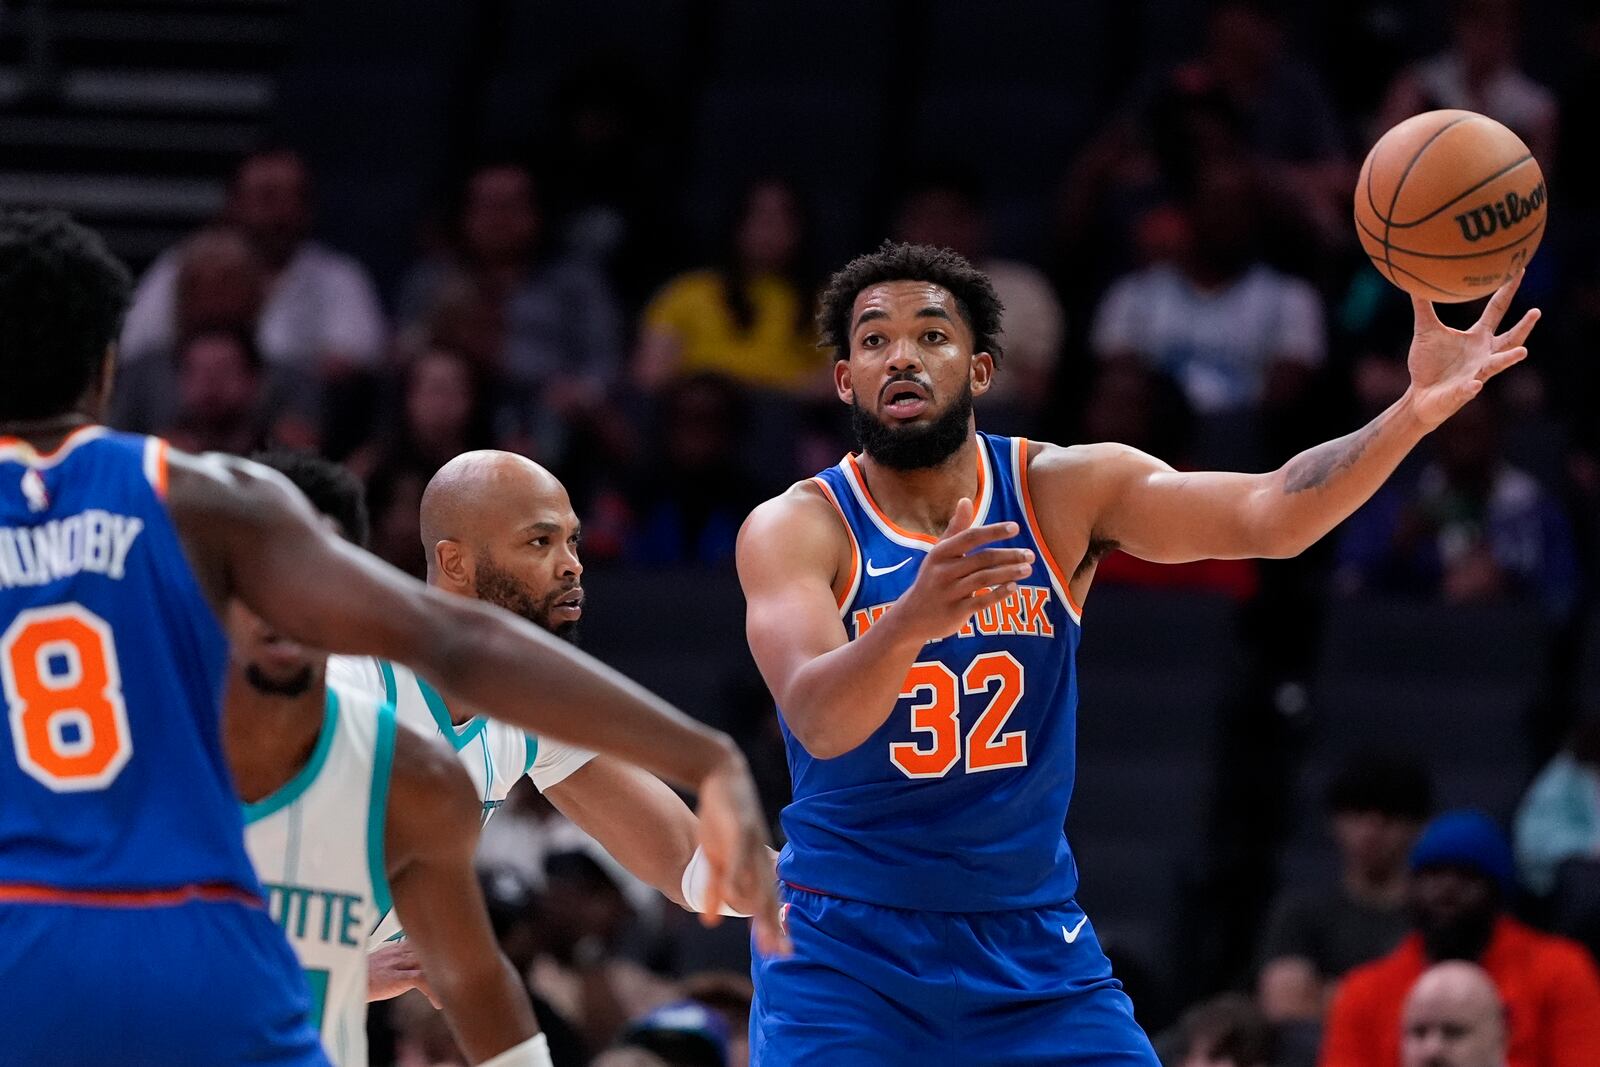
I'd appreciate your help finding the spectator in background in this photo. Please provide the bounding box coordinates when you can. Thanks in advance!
[158,330,269,457]
[1515,710,1600,896]
[120,148,387,373]
[680,974,753,1067]
[351,346,494,482]
[1258,754,1431,1023]
[1376,0,1557,168]
[619,374,764,567]
[892,173,1065,431]
[399,161,624,458]
[1089,158,1325,448]
[1333,394,1579,621]
[1401,962,1509,1067]
[634,179,821,395]
[593,1051,671,1067]
[1161,993,1276,1067]
[1320,810,1600,1067]
[616,1001,729,1067]
[1514,711,1600,963]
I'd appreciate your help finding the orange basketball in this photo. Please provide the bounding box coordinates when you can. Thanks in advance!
[1354,109,1546,303]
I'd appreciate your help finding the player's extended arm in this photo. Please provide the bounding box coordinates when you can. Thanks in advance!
[737,485,1034,759]
[544,756,697,907]
[382,726,538,1065]
[544,756,777,915]
[165,456,786,955]
[1044,275,1541,566]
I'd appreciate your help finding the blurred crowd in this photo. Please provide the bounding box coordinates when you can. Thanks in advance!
[97,0,1600,1064]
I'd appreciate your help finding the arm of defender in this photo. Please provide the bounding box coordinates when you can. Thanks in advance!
[1045,277,1541,565]
[737,487,1030,759]
[383,727,538,1065]
[544,756,698,908]
[167,453,785,956]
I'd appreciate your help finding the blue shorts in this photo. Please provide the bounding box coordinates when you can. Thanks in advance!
[751,886,1160,1067]
[0,897,329,1066]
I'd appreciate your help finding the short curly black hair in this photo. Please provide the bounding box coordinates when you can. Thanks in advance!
[252,450,371,549]
[816,240,1004,363]
[0,210,132,421]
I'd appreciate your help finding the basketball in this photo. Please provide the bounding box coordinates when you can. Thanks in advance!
[1354,109,1546,303]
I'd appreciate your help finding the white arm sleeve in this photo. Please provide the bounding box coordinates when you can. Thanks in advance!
[479,1033,552,1067]
[527,736,596,792]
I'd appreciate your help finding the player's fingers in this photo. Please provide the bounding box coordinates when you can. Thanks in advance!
[1477,269,1524,333]
[937,520,1020,558]
[965,581,1021,612]
[940,497,975,539]
[951,546,1034,578]
[1492,307,1540,350]
[1411,293,1444,332]
[959,561,1036,594]
[1476,346,1528,382]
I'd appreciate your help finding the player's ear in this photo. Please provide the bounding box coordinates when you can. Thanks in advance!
[433,539,472,592]
[970,351,995,397]
[834,359,854,404]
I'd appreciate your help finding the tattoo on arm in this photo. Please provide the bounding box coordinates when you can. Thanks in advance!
[1283,422,1381,494]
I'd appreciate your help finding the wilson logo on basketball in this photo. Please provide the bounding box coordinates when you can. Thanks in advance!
[1453,181,1547,242]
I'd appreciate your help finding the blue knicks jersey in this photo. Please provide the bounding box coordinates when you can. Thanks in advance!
[778,433,1084,912]
[0,428,259,894]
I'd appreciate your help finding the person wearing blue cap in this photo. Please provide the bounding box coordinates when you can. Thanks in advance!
[1321,810,1600,1067]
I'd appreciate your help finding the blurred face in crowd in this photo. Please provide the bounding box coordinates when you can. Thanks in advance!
[175,229,266,337]
[229,151,313,268]
[405,350,476,453]
[1186,160,1260,281]
[176,333,259,424]
[1402,962,1507,1067]
[736,182,801,276]
[1333,808,1422,884]
[837,280,991,471]
[463,165,540,266]
[664,377,738,472]
[1411,865,1500,963]
[1456,0,1516,75]
[1435,399,1500,487]
[894,188,983,261]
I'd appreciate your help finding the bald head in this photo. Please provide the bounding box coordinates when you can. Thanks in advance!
[1402,961,1507,1067]
[420,450,585,639]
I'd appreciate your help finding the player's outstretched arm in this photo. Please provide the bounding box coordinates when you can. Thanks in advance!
[1040,272,1541,566]
[164,454,786,957]
[738,484,1033,759]
[543,756,778,917]
[381,727,540,1065]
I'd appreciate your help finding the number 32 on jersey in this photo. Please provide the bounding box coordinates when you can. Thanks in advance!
[891,652,1027,779]
[3,604,132,792]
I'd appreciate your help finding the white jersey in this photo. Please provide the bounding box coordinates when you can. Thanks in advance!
[244,683,396,1067]
[325,655,595,944]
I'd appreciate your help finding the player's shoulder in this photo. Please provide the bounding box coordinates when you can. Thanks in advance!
[1024,439,1166,502]
[737,480,846,570]
[326,654,384,697]
[163,447,317,529]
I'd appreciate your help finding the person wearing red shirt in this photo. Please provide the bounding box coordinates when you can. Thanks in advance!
[1320,810,1600,1067]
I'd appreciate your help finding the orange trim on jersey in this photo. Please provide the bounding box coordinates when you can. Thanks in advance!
[844,449,987,546]
[0,881,263,910]
[0,424,104,464]
[1015,438,1084,619]
[811,477,860,611]
[150,438,170,498]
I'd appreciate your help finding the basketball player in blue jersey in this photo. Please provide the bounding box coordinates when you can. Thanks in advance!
[737,241,1538,1064]
[225,452,545,1067]
[0,210,783,1066]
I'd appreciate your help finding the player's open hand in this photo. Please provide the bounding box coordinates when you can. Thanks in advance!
[696,745,790,957]
[1407,270,1540,430]
[368,940,438,1007]
[897,498,1034,641]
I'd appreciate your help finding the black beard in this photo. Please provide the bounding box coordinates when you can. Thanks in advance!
[851,379,973,471]
[476,554,582,645]
[245,663,315,698]
[1417,903,1498,962]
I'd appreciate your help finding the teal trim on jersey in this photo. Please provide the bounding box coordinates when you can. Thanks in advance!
[377,657,398,707]
[524,733,539,775]
[367,701,397,920]
[243,689,340,825]
[414,673,488,751]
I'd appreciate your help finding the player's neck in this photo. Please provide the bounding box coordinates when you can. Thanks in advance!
[223,669,330,804]
[0,412,96,449]
[856,434,983,536]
